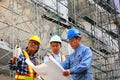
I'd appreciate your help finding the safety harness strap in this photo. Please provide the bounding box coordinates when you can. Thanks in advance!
[61,55,66,62]
[23,50,34,75]
[14,50,36,80]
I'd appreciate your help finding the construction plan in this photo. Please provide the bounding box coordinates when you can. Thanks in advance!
[26,56,73,80]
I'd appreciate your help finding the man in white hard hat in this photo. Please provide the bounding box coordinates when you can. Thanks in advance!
[44,35,66,64]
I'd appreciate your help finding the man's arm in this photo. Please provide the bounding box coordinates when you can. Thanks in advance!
[70,48,93,74]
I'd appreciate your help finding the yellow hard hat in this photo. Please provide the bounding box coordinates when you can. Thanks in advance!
[29,35,41,44]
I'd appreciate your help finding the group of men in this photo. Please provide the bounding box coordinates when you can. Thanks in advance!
[8,28,94,80]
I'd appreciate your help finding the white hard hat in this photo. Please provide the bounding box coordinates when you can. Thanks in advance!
[49,35,62,43]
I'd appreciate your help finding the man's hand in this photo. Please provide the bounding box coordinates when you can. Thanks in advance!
[63,70,70,76]
[8,59,17,70]
[13,45,22,58]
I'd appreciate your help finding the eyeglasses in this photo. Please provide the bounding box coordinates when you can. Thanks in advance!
[29,41,39,45]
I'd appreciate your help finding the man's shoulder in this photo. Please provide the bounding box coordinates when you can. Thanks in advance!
[46,53,53,56]
[80,44,90,49]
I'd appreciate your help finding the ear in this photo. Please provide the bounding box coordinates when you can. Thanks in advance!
[77,37,81,42]
[60,44,62,48]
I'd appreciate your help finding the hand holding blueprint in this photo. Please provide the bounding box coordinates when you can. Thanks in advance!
[26,56,73,80]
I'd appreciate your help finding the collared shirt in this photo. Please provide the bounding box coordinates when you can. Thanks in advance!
[16,50,36,74]
[61,44,94,80]
[44,53,62,63]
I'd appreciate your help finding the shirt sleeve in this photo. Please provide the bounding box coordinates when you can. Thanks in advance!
[16,53,22,63]
[60,55,71,69]
[70,47,93,74]
[44,55,50,63]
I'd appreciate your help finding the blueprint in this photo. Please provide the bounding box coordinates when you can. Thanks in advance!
[26,56,73,80]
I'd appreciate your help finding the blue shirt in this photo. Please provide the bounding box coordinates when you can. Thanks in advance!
[44,53,62,64]
[61,44,94,80]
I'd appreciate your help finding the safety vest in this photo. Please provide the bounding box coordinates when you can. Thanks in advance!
[47,53,66,62]
[14,50,36,80]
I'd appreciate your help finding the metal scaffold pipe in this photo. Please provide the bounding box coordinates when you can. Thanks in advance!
[117,24,120,62]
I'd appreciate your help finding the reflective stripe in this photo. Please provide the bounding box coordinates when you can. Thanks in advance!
[15,74,36,80]
[47,53,66,62]
[15,50,36,80]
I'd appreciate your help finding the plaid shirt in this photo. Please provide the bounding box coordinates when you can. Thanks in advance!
[16,50,36,74]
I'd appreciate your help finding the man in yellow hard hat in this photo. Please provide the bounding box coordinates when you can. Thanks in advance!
[8,35,41,80]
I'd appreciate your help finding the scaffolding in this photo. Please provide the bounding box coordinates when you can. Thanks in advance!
[76,0,120,80]
[0,0,120,80]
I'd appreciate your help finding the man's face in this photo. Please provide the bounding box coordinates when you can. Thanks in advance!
[28,40,39,54]
[50,42,61,54]
[69,38,80,49]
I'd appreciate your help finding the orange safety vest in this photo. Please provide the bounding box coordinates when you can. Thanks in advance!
[14,50,37,80]
[47,53,66,62]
